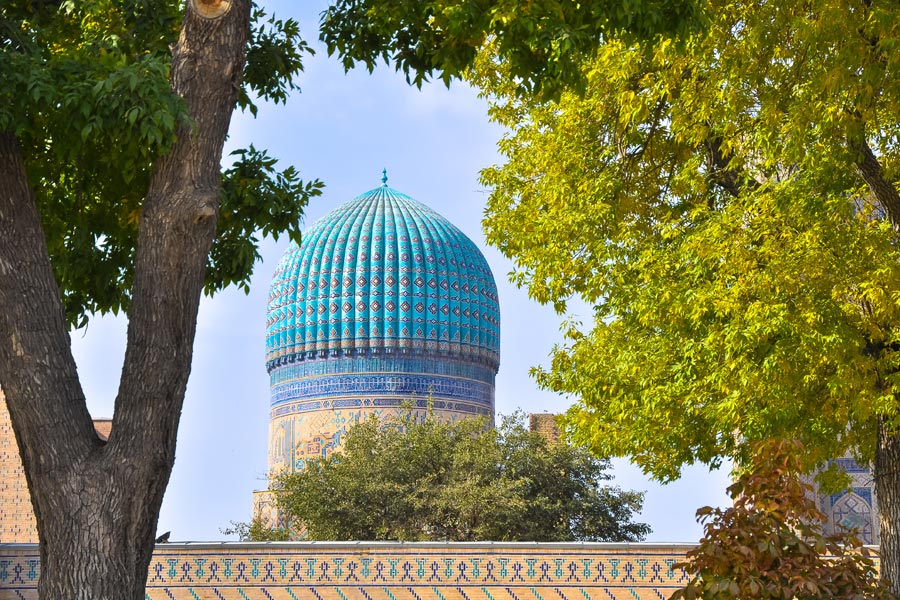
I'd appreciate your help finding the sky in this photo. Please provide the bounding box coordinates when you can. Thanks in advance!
[70,0,731,542]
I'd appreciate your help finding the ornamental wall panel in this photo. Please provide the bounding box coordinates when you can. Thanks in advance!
[0,542,703,599]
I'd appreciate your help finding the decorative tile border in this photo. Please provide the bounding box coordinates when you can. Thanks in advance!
[1,542,878,599]
[0,543,698,599]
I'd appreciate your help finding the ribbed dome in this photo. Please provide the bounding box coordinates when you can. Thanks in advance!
[266,183,500,372]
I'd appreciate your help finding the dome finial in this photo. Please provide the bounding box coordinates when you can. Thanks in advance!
[381,168,388,186]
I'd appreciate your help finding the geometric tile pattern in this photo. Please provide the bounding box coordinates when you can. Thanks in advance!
[806,456,880,545]
[265,182,500,371]
[0,542,707,599]
[270,371,494,408]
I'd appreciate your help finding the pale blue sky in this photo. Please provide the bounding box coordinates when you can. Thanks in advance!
[70,0,730,542]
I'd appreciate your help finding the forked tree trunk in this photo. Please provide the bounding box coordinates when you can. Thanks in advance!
[0,1,249,597]
[876,419,900,595]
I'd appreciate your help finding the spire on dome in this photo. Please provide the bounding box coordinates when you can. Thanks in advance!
[381,168,388,186]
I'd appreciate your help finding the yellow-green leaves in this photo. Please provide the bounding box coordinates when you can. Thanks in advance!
[476,0,900,480]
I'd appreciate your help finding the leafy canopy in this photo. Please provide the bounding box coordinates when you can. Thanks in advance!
[0,0,322,326]
[473,0,900,481]
[319,0,701,96]
[672,440,895,600]
[270,412,650,542]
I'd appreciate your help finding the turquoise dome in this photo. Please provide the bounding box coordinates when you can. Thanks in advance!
[266,183,500,372]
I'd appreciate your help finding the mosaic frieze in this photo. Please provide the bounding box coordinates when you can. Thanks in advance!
[0,543,707,599]
[271,373,494,409]
[269,358,496,388]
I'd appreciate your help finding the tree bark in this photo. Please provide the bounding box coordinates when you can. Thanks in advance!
[853,135,900,230]
[853,134,900,593]
[876,419,900,594]
[0,0,249,597]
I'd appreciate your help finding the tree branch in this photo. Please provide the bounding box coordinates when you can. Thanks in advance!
[705,135,760,201]
[111,1,250,465]
[852,135,900,231]
[0,132,99,482]
[0,132,103,536]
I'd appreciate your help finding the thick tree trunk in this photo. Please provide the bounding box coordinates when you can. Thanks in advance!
[0,0,249,598]
[876,419,900,595]
[853,130,900,594]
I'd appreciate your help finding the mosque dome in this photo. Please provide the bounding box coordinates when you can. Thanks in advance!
[265,181,500,371]
[264,176,501,475]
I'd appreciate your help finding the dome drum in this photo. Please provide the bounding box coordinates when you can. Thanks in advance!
[265,343,500,372]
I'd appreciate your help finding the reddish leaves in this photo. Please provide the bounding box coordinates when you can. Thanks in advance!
[671,440,895,600]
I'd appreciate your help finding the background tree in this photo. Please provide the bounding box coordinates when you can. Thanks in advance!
[268,413,650,542]
[672,440,895,600]
[222,518,290,542]
[0,0,319,597]
[468,0,900,591]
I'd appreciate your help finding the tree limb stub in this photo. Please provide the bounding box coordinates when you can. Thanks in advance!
[191,0,231,20]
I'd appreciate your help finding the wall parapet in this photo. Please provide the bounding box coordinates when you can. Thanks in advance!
[0,541,699,599]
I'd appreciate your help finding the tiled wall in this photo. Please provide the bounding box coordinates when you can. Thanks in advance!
[0,542,697,599]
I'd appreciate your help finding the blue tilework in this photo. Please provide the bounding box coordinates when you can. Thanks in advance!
[271,372,493,408]
[266,185,500,372]
[830,488,873,506]
[829,458,870,473]
[269,357,496,387]
[0,545,708,596]
[271,398,494,419]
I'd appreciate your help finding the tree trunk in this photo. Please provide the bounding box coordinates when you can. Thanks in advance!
[0,0,249,597]
[852,125,900,595]
[876,418,900,595]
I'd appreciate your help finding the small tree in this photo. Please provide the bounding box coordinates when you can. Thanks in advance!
[672,439,895,600]
[222,518,290,542]
[262,412,650,542]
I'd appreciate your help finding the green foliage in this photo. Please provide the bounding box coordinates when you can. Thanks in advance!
[0,1,321,327]
[671,440,895,600]
[273,412,650,542]
[319,0,701,96]
[208,147,323,296]
[240,4,311,116]
[475,0,900,481]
